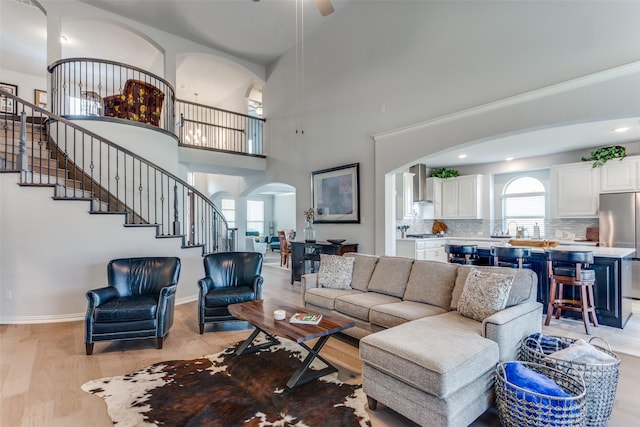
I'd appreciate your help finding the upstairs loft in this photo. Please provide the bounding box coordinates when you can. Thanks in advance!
[46,57,267,175]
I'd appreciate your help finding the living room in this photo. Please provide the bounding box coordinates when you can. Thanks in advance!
[1,0,640,425]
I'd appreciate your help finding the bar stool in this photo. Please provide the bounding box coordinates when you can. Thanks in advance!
[545,250,598,335]
[445,244,478,265]
[490,246,532,269]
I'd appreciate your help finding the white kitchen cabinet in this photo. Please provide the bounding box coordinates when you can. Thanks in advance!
[600,156,639,192]
[426,177,442,217]
[396,239,446,261]
[552,162,600,218]
[440,175,483,219]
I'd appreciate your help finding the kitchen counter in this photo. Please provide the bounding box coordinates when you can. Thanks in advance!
[400,237,634,258]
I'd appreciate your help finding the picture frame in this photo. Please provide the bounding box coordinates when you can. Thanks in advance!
[311,163,360,223]
[34,89,47,109]
[0,82,18,115]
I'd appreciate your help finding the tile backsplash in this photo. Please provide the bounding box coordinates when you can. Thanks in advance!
[396,218,599,240]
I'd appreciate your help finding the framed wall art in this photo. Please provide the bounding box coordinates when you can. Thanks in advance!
[0,82,18,115]
[311,162,360,223]
[34,89,47,109]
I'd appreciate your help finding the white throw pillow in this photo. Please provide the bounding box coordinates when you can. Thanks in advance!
[318,254,355,290]
[457,269,514,322]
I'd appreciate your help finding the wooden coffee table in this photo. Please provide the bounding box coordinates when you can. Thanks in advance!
[228,298,355,388]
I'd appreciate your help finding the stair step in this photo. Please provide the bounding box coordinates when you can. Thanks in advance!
[1,153,56,167]
[0,148,52,160]
[1,136,49,148]
[19,173,84,190]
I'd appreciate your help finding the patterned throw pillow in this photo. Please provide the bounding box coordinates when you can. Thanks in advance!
[318,254,355,290]
[457,269,514,322]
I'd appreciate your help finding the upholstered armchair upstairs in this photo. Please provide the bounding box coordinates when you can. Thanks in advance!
[198,252,263,333]
[85,257,181,355]
[103,79,165,127]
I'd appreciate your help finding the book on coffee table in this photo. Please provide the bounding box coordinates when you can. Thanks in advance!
[289,312,323,325]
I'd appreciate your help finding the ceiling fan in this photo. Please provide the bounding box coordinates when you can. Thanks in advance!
[315,0,335,16]
[252,0,334,16]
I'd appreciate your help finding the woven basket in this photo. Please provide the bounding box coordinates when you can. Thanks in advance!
[495,361,586,427]
[520,335,620,427]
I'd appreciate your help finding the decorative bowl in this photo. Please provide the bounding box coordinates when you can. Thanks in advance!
[327,239,346,245]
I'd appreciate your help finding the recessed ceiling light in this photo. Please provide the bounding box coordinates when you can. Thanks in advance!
[458,154,467,159]
[505,157,514,161]
[613,127,629,133]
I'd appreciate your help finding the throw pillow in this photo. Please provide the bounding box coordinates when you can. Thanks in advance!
[457,269,514,322]
[318,254,355,290]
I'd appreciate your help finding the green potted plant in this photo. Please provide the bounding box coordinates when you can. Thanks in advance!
[431,167,460,179]
[581,145,626,168]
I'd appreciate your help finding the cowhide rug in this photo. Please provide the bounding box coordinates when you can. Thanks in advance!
[82,338,371,426]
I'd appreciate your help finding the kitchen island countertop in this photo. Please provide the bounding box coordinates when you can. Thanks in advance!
[436,237,635,258]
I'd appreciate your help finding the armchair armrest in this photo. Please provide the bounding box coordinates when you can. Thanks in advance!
[156,284,178,338]
[86,286,119,308]
[198,277,214,294]
[252,275,264,300]
[300,273,320,306]
[482,301,543,362]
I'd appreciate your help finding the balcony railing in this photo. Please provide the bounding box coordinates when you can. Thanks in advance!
[176,99,266,156]
[48,58,175,134]
[0,89,229,255]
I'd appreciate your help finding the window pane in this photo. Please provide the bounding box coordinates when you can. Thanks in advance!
[503,177,546,238]
[247,200,264,234]
[221,198,235,228]
[504,177,545,194]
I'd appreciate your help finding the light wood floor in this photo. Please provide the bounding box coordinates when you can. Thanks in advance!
[1,261,638,426]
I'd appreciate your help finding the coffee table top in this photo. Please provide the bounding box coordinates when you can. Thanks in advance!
[228,298,355,344]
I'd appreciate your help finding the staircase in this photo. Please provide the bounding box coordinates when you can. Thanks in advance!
[0,90,230,255]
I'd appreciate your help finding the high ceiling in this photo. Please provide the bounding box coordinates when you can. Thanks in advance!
[2,0,639,170]
[79,0,348,67]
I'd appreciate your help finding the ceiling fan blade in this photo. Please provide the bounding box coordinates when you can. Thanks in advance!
[315,0,334,16]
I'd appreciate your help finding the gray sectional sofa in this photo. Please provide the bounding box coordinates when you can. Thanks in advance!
[301,253,543,427]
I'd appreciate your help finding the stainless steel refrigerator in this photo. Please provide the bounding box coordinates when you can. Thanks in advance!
[599,192,640,299]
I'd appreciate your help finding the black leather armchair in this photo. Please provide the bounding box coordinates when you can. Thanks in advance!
[85,257,181,355]
[198,252,263,333]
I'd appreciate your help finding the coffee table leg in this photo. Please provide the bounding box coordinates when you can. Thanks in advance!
[286,335,337,389]
[235,326,279,356]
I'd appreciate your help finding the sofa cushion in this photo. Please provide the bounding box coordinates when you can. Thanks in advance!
[360,315,499,398]
[370,301,447,329]
[335,292,401,321]
[367,256,414,298]
[344,253,379,292]
[318,254,354,290]
[304,287,362,310]
[403,260,459,309]
[451,265,536,310]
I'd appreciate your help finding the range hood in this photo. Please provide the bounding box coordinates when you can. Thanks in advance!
[409,164,433,202]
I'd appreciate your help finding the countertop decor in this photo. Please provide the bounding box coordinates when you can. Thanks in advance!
[508,239,559,248]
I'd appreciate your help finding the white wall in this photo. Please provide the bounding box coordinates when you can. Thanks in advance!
[0,68,48,107]
[273,193,296,232]
[0,174,203,322]
[264,1,640,255]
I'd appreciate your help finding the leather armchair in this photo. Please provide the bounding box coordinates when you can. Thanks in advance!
[198,252,263,333]
[85,257,181,355]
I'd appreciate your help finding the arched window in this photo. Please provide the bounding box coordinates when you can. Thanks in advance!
[503,176,545,238]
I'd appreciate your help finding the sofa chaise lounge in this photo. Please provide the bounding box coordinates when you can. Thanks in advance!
[301,253,542,427]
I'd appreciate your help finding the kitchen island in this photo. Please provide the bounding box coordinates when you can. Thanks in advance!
[447,237,635,329]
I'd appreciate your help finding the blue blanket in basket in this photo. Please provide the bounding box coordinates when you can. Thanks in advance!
[504,362,579,423]
[526,333,570,355]
[505,362,571,399]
